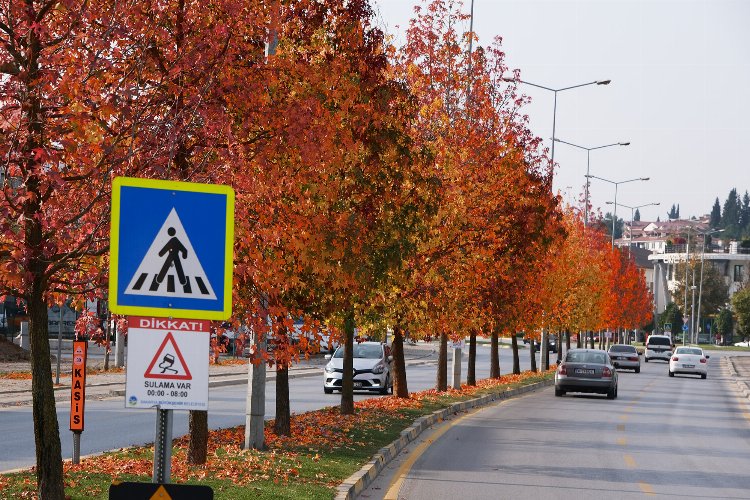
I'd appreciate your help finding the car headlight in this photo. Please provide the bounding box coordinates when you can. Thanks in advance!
[372,363,385,374]
[324,365,336,374]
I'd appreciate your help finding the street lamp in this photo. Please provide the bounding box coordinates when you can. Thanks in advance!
[605,201,660,256]
[696,228,724,344]
[556,138,630,227]
[586,174,650,248]
[504,79,611,169]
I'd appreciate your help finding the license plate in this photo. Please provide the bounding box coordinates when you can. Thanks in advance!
[574,369,595,375]
[683,364,694,368]
[353,381,363,388]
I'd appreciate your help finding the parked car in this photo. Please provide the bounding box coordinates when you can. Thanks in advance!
[644,334,674,363]
[524,335,556,352]
[555,348,618,399]
[669,346,709,379]
[608,344,640,373]
[523,335,540,350]
[734,340,750,347]
[323,342,393,395]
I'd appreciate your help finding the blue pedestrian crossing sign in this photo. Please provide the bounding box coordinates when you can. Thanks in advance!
[109,177,234,320]
[682,324,689,331]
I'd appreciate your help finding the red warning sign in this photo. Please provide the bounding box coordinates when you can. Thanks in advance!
[143,332,193,380]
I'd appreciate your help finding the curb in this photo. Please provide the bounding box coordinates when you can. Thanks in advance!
[726,356,750,399]
[333,377,554,500]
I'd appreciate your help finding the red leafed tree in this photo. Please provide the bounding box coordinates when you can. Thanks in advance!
[0,1,162,495]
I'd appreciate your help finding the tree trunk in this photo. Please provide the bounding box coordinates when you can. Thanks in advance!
[436,331,448,391]
[392,324,409,398]
[541,330,549,370]
[274,364,290,435]
[340,310,355,415]
[557,332,564,364]
[467,329,477,386]
[511,334,520,374]
[577,331,582,348]
[490,327,500,379]
[29,293,65,499]
[187,410,208,464]
[529,335,537,372]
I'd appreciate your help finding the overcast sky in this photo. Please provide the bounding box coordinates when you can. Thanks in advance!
[371,0,749,223]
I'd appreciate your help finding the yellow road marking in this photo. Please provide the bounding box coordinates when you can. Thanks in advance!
[623,454,637,468]
[617,437,627,446]
[383,408,479,499]
[617,424,625,432]
[639,482,655,495]
[619,415,629,421]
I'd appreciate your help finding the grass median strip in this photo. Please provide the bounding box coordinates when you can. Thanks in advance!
[0,370,552,499]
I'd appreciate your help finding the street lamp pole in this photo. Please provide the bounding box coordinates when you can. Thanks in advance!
[507,78,610,368]
[555,138,629,227]
[696,229,724,345]
[586,175,650,249]
[606,201,660,257]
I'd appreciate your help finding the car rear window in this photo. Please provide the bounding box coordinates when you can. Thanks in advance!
[566,351,607,364]
[609,345,636,353]
[675,347,702,355]
[647,336,671,346]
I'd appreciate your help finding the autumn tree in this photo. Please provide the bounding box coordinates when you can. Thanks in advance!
[0,1,173,495]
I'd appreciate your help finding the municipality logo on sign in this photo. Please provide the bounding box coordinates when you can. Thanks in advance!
[125,208,216,300]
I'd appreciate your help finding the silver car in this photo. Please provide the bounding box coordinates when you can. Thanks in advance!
[555,348,618,399]
[323,342,393,395]
[608,344,641,373]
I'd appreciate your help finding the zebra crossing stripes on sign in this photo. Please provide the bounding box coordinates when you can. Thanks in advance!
[125,208,216,300]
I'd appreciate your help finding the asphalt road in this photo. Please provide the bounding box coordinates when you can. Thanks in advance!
[363,351,750,500]
[0,344,540,472]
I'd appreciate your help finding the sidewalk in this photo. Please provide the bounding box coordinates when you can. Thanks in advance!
[0,342,439,407]
[727,356,750,401]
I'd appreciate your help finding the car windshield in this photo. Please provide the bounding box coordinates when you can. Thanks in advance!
[648,336,672,346]
[332,344,382,359]
[676,347,703,355]
[609,345,636,353]
[566,351,607,364]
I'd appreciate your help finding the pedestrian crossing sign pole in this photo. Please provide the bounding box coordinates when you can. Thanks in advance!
[109,177,234,320]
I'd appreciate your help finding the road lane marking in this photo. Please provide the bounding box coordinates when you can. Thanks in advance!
[639,482,655,495]
[623,454,637,468]
[383,408,477,499]
[617,437,627,446]
[619,415,629,421]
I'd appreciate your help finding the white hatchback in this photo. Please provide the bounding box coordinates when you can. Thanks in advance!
[323,342,393,395]
[669,346,709,379]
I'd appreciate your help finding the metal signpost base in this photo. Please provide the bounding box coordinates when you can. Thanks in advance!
[153,408,173,484]
[72,432,81,465]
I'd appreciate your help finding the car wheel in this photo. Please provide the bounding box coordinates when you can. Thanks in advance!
[606,387,616,399]
[555,387,564,397]
[644,357,649,363]
[668,370,674,377]
[701,373,707,380]
[634,367,640,373]
[379,375,390,395]
[324,387,334,394]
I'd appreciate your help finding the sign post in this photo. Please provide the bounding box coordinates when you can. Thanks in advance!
[110,177,234,490]
[70,340,88,464]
